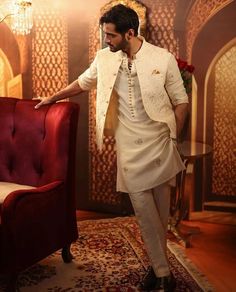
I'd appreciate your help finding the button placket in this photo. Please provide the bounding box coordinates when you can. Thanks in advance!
[124,59,135,119]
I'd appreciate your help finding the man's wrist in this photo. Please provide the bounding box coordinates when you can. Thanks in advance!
[50,95,58,103]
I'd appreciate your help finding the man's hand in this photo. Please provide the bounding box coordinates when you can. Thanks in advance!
[34,96,55,109]
[34,80,85,110]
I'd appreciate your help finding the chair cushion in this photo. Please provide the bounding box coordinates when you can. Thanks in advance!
[0,182,36,204]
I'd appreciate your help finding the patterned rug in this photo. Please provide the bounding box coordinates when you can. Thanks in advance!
[0,217,214,291]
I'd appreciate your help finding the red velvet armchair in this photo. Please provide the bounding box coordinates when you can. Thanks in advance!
[0,97,79,291]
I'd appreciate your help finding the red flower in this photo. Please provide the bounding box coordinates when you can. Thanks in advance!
[176,58,188,70]
[176,58,195,94]
[187,64,195,73]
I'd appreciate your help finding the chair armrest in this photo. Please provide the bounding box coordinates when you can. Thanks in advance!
[0,180,78,271]
[1,180,64,226]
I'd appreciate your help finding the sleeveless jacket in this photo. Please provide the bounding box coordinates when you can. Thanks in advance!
[78,38,188,150]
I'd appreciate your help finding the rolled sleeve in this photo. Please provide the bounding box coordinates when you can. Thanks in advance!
[165,54,189,106]
[78,55,98,90]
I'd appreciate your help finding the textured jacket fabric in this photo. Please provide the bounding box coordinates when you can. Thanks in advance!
[78,38,188,150]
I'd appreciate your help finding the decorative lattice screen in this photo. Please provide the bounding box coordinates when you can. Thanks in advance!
[212,45,236,196]
[144,0,179,55]
[32,8,68,97]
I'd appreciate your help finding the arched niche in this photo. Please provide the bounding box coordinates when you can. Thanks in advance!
[191,0,236,142]
[0,21,21,76]
[190,1,236,203]
[204,39,236,199]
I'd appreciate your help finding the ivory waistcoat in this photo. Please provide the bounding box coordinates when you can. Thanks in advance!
[78,38,188,150]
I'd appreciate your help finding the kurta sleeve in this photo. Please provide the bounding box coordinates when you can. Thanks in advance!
[165,54,189,106]
[78,54,98,90]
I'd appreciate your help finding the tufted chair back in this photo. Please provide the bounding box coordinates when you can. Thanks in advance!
[0,97,78,187]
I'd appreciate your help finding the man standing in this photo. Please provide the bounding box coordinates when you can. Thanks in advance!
[35,4,188,291]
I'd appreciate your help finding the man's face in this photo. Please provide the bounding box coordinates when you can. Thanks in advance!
[102,23,128,52]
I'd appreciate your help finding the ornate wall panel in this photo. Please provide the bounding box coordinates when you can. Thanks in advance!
[32,8,68,97]
[143,0,179,56]
[212,45,236,196]
[186,0,233,62]
[88,0,180,206]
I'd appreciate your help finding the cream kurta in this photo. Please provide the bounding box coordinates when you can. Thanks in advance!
[114,53,185,193]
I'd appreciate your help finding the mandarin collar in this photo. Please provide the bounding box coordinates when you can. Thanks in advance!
[134,36,146,59]
[118,36,146,60]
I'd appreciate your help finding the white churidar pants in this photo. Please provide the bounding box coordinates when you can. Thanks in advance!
[129,182,171,278]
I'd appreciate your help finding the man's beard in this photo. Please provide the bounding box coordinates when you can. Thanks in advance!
[108,38,128,52]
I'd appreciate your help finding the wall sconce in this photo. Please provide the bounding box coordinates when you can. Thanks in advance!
[0,0,33,35]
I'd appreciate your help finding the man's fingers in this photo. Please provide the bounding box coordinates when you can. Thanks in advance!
[34,101,43,109]
[34,99,47,109]
[34,96,50,109]
[34,96,54,109]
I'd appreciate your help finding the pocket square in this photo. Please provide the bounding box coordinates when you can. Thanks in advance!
[152,69,160,75]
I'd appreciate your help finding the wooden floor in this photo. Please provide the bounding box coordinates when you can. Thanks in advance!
[183,219,236,292]
[77,210,236,292]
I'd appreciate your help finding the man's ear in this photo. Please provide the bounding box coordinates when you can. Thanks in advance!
[127,29,135,40]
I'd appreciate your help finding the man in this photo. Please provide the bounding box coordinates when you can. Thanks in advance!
[35,4,188,291]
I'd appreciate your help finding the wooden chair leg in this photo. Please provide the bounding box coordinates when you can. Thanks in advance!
[61,244,74,263]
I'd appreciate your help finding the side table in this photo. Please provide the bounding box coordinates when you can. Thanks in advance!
[169,141,213,247]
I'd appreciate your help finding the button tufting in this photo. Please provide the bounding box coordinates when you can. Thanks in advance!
[11,127,15,136]
[41,129,46,139]
[8,160,13,174]
[37,166,43,177]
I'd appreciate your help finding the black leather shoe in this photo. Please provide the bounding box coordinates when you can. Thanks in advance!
[155,273,176,291]
[140,266,158,290]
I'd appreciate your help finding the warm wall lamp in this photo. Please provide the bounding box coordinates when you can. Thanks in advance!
[0,0,33,35]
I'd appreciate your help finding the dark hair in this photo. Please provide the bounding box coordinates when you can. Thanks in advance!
[99,4,139,36]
